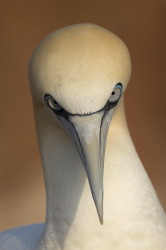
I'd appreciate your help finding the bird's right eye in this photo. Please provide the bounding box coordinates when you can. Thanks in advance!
[44,94,62,111]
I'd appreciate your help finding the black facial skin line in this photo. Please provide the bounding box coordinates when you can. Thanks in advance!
[44,83,123,118]
[44,83,123,215]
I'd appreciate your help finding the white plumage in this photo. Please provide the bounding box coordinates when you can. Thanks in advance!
[0,23,166,250]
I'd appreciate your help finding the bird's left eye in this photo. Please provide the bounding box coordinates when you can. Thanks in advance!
[109,83,123,103]
[45,94,62,111]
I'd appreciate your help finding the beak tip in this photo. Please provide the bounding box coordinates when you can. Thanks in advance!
[99,214,103,225]
[95,192,104,225]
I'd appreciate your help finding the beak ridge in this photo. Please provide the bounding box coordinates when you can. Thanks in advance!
[70,112,105,223]
[59,109,114,223]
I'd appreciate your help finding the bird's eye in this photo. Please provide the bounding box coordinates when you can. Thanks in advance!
[45,94,62,111]
[109,83,123,103]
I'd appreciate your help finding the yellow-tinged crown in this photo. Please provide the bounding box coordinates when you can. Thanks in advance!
[29,23,131,114]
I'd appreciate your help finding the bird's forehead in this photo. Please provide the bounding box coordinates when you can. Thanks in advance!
[29,24,131,114]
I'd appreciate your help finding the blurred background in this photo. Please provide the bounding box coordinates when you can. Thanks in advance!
[0,0,165,231]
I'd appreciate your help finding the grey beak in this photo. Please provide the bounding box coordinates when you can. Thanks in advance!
[70,113,105,224]
[58,109,114,224]
[44,83,123,223]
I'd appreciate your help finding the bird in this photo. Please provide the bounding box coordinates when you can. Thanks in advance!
[0,23,166,250]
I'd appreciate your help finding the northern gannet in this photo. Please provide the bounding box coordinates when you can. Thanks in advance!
[0,23,166,250]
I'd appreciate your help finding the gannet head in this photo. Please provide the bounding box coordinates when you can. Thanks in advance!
[29,23,131,224]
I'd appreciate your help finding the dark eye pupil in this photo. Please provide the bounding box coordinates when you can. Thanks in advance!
[112,91,115,95]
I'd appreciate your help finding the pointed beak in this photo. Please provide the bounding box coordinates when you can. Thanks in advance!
[58,109,114,224]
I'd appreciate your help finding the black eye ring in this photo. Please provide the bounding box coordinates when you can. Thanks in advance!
[44,94,62,111]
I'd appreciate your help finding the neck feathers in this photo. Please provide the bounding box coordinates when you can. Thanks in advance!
[33,99,166,250]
